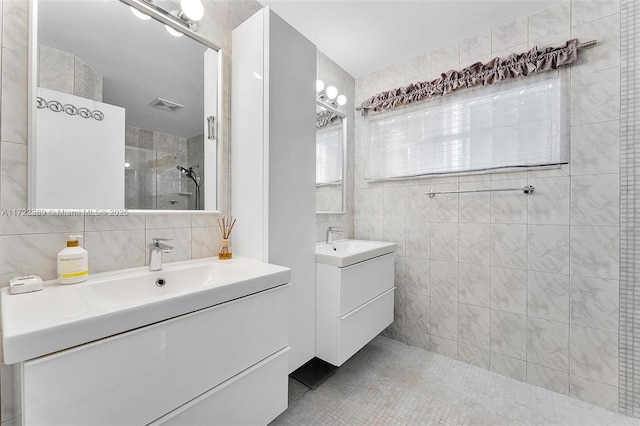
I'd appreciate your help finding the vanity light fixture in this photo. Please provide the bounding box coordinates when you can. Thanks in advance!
[130,0,204,33]
[316,80,347,109]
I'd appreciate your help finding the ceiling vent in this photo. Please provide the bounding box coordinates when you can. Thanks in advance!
[149,97,184,112]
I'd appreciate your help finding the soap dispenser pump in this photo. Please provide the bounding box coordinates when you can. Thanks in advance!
[57,234,89,284]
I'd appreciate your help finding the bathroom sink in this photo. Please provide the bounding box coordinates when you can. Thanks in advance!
[1,257,290,364]
[315,239,397,267]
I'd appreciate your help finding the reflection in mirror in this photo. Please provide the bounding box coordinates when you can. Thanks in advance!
[316,99,346,213]
[31,0,219,211]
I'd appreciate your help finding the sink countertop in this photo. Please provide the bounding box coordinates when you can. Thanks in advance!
[1,257,290,364]
[315,239,397,267]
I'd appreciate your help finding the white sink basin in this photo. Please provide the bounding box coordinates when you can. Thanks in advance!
[1,257,290,364]
[315,239,397,267]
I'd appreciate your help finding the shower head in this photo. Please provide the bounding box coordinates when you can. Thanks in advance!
[177,165,189,175]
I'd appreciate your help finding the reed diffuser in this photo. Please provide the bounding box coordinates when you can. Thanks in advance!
[217,216,236,260]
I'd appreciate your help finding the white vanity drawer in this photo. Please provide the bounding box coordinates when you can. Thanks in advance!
[339,253,394,316]
[336,288,394,366]
[153,347,289,426]
[22,284,290,426]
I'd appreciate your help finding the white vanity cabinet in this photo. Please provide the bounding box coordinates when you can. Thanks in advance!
[316,253,395,366]
[21,284,290,425]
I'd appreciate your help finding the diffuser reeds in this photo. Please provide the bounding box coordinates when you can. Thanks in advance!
[217,216,236,260]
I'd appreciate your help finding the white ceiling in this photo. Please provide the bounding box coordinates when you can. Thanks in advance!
[257,0,564,78]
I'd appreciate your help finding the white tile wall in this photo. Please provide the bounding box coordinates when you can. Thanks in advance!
[356,0,624,412]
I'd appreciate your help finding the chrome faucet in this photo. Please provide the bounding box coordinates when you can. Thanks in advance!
[326,226,344,244]
[149,238,175,271]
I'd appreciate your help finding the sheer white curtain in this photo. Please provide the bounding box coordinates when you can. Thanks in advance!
[366,70,567,180]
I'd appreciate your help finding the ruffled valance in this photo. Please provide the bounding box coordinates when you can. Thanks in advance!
[316,110,339,128]
[360,38,578,113]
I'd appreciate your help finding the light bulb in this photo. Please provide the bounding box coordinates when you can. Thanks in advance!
[124,162,131,168]
[316,80,324,93]
[181,0,204,22]
[165,24,184,37]
[336,95,347,106]
[326,85,338,100]
[130,6,151,20]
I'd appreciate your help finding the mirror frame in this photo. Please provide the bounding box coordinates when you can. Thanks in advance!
[27,0,224,214]
[316,99,347,214]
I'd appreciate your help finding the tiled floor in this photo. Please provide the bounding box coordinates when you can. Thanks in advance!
[272,336,640,425]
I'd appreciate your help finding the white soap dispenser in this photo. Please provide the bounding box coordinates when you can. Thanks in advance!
[57,234,89,284]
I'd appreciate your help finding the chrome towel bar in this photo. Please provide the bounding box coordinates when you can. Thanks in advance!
[426,185,535,198]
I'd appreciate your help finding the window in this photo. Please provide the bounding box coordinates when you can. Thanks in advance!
[365,70,568,180]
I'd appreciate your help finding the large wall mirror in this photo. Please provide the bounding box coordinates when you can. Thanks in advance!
[316,99,346,213]
[29,0,221,211]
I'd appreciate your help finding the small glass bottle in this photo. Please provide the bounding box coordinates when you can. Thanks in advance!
[218,238,232,260]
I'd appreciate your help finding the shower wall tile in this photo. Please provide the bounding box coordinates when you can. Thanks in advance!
[570,226,619,279]
[430,260,458,301]
[492,17,529,52]
[570,325,618,386]
[459,30,492,64]
[490,352,527,382]
[1,48,27,144]
[571,0,619,26]
[458,344,490,369]
[491,266,527,315]
[430,185,458,223]
[527,225,570,274]
[571,67,620,125]
[571,121,619,176]
[383,221,406,256]
[571,13,620,75]
[570,275,619,333]
[490,224,527,269]
[527,177,570,225]
[527,363,570,395]
[383,186,405,220]
[490,310,526,360]
[85,230,146,273]
[430,43,459,74]
[570,375,618,411]
[0,215,84,235]
[0,142,26,210]
[526,317,570,372]
[406,294,430,334]
[430,297,458,341]
[192,227,221,259]
[570,174,620,226]
[2,0,28,54]
[459,263,491,308]
[527,271,570,323]
[491,179,528,224]
[529,2,570,40]
[458,183,491,223]
[458,223,490,265]
[405,184,430,222]
[430,222,458,262]
[145,214,193,230]
[405,221,430,259]
[84,215,146,232]
[404,327,430,351]
[405,257,430,296]
[0,233,69,283]
[429,335,458,359]
[458,303,490,350]
[406,53,430,82]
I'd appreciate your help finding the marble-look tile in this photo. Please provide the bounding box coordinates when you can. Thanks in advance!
[85,230,145,274]
[38,68,74,95]
[570,375,618,411]
[1,142,27,209]
[363,70,383,96]
[0,213,83,235]
[390,288,406,340]
[355,220,384,241]
[404,326,430,351]
[571,0,620,26]
[192,227,221,259]
[430,297,458,341]
[430,222,458,262]
[527,271,570,323]
[571,174,619,226]
[491,310,526,360]
[191,213,223,228]
[145,214,192,229]
[490,352,526,382]
[459,263,490,308]
[0,233,69,283]
[571,67,620,126]
[491,179,528,224]
[1,49,28,144]
[406,53,430,82]
[405,184,430,221]
[529,2,570,40]
[2,0,28,54]
[571,275,618,333]
[429,335,458,359]
[383,221,406,256]
[383,186,405,221]
[492,17,528,52]
[458,223,490,265]
[430,260,458,301]
[431,43,459,74]
[490,224,527,269]
[527,318,569,372]
[362,187,384,221]
[228,0,263,23]
[459,30,492,65]
[570,325,618,386]
[406,294,430,334]
[530,29,572,51]
[84,215,146,231]
[405,221,430,259]
[382,62,407,90]
[571,121,619,176]
[527,225,570,274]
[527,363,569,395]
[491,267,526,314]
[570,226,619,280]
[458,304,490,350]
[144,228,191,264]
[39,44,74,73]
[571,14,620,76]
[430,184,458,223]
[198,0,230,51]
[527,177,570,225]
[457,344,490,370]
[458,182,490,223]
[406,256,430,296]
[394,256,406,290]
